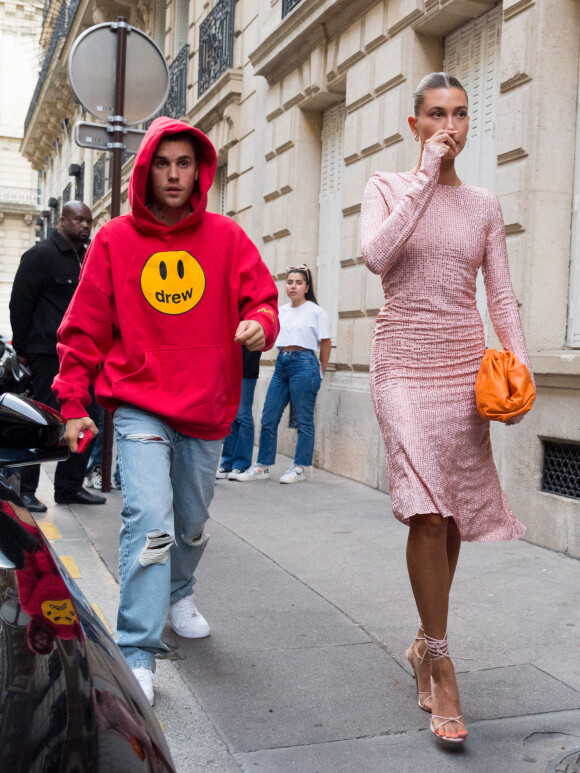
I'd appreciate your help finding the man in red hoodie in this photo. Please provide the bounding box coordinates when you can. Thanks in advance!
[53,118,279,704]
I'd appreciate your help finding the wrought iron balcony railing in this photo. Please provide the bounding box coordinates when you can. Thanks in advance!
[282,0,304,18]
[198,0,235,97]
[142,45,189,130]
[25,0,81,133]
[165,44,189,119]
[93,155,106,203]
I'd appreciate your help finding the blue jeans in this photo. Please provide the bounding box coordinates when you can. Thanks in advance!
[113,404,222,671]
[220,377,257,471]
[257,350,321,468]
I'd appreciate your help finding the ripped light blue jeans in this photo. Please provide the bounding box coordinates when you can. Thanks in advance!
[113,403,222,671]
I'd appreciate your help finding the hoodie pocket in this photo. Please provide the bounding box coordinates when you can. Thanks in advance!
[114,347,234,429]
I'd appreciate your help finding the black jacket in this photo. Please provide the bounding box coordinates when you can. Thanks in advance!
[10,231,85,356]
[242,347,261,379]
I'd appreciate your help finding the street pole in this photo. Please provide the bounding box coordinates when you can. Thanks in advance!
[101,15,128,492]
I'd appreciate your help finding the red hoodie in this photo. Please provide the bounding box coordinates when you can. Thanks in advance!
[53,118,279,439]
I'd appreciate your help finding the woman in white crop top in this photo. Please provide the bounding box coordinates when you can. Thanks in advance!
[237,265,330,484]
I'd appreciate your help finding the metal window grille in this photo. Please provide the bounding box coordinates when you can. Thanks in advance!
[25,0,82,132]
[62,183,71,204]
[282,0,304,18]
[165,45,189,119]
[541,441,580,500]
[107,153,131,192]
[74,162,85,201]
[198,0,235,97]
[93,155,105,203]
[142,45,189,130]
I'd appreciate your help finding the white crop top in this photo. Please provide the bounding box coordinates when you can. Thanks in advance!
[275,301,330,351]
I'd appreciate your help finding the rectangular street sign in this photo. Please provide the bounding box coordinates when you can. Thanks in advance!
[74,121,146,154]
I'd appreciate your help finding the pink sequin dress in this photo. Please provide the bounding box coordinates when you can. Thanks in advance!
[360,142,532,541]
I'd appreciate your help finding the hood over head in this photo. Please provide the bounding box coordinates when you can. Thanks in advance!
[129,116,217,231]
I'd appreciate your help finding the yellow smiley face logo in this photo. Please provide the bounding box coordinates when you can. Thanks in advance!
[140,251,205,315]
[41,599,79,625]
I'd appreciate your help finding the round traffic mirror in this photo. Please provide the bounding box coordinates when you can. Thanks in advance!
[68,22,169,125]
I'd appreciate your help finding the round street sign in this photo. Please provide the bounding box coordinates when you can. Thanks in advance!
[68,22,169,125]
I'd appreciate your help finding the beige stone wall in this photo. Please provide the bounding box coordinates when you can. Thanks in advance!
[0,207,38,336]
[491,372,580,559]
[247,1,461,481]
[489,0,580,555]
[495,0,578,351]
[22,0,580,553]
[0,0,43,336]
[248,0,580,555]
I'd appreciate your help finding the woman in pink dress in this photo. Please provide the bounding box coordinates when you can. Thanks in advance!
[360,72,533,745]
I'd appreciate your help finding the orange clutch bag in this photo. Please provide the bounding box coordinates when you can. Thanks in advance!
[474,348,535,423]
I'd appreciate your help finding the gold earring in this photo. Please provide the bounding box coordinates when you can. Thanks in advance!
[414,135,419,142]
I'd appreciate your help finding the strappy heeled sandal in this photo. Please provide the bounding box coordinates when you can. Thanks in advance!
[424,632,468,745]
[430,713,468,745]
[405,625,432,712]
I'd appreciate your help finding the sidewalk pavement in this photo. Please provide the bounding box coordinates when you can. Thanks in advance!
[36,455,580,773]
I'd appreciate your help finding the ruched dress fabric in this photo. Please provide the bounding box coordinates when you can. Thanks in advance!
[360,142,532,542]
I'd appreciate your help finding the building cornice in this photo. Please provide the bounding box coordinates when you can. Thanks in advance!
[188,69,243,136]
[414,0,497,37]
[0,204,40,220]
[249,0,377,85]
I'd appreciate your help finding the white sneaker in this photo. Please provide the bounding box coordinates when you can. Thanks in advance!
[169,594,210,638]
[131,666,154,705]
[227,468,243,480]
[236,463,270,481]
[87,465,102,490]
[216,467,230,479]
[280,464,305,484]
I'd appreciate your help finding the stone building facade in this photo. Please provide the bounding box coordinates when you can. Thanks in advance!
[21,0,580,555]
[0,0,43,335]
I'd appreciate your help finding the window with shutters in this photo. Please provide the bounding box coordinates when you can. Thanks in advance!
[154,0,167,51]
[207,164,228,215]
[444,5,501,336]
[569,241,580,347]
[317,102,345,343]
[567,57,580,347]
[174,0,189,57]
[219,165,227,216]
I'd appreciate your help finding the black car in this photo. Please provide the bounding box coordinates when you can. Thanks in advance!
[0,393,175,772]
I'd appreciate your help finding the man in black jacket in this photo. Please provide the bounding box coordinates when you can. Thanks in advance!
[10,201,105,511]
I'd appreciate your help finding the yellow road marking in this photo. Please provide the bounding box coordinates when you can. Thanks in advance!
[38,522,61,540]
[60,555,81,578]
[91,603,113,634]
[154,711,165,731]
